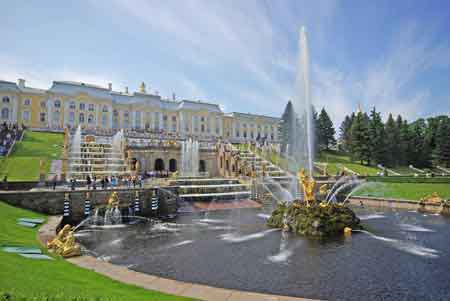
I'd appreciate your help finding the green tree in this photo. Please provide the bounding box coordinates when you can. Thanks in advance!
[350,111,370,164]
[280,101,296,155]
[409,119,432,168]
[384,114,397,166]
[339,113,354,152]
[368,107,386,165]
[317,108,336,151]
[435,117,450,167]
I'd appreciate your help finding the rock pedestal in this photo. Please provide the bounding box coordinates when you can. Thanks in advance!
[267,201,362,237]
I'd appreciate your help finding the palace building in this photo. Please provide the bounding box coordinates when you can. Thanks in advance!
[0,79,280,142]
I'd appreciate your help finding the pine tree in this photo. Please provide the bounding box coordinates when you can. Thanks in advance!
[368,107,386,165]
[350,111,370,164]
[399,120,412,165]
[317,108,336,151]
[436,117,450,167]
[339,113,354,152]
[280,101,296,155]
[384,114,399,167]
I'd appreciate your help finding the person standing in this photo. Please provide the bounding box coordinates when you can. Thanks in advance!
[86,175,92,190]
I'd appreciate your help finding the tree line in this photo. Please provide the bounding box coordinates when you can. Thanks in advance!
[280,101,450,168]
[340,108,450,168]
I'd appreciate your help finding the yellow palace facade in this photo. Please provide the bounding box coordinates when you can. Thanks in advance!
[0,79,280,142]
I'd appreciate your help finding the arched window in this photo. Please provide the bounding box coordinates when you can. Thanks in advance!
[54,100,61,108]
[2,96,10,103]
[102,105,109,113]
[88,114,94,124]
[24,99,31,106]
[69,101,76,110]
[154,158,165,171]
[79,113,85,123]
[1,108,9,119]
[79,103,85,111]
[199,160,206,173]
[169,159,177,172]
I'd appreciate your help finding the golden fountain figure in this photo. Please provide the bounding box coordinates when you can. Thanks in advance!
[47,224,81,258]
[107,191,120,208]
[298,168,316,206]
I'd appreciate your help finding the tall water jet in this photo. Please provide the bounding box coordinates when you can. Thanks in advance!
[181,138,199,177]
[289,26,314,176]
[71,125,81,155]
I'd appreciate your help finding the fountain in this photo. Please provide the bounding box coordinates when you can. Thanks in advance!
[267,169,362,237]
[267,27,362,237]
[67,129,130,181]
[181,138,199,177]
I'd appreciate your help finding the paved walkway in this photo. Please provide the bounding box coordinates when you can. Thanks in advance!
[38,216,319,301]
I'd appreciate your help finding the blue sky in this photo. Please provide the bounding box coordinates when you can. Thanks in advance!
[1,0,450,125]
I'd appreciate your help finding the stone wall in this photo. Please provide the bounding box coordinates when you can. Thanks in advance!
[130,147,219,176]
[0,187,178,222]
[349,196,442,213]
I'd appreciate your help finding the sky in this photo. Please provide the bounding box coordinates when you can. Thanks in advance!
[1,0,450,126]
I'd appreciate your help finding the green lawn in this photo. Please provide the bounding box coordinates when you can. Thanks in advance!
[354,183,450,201]
[0,131,64,181]
[316,150,380,176]
[0,201,195,300]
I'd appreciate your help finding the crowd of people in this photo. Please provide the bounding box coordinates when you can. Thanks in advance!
[0,122,23,156]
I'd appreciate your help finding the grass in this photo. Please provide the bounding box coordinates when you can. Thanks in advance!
[0,201,196,301]
[354,182,450,201]
[316,150,380,176]
[0,131,64,181]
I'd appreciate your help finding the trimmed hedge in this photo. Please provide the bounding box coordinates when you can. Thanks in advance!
[366,176,450,184]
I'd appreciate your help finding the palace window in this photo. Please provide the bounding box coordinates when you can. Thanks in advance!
[1,108,9,119]
[102,105,109,113]
[69,112,75,123]
[88,114,94,124]
[154,112,161,131]
[193,116,199,132]
[135,111,141,129]
[215,117,220,135]
[2,96,10,103]
[201,124,205,132]
[40,112,46,122]
[22,111,30,121]
[206,116,211,133]
[88,104,95,111]
[124,111,129,118]
[40,101,46,108]
[243,131,247,138]
[171,116,177,132]
[79,113,85,123]
[201,116,205,122]
[69,101,76,110]
[79,103,85,111]
[24,99,31,106]
[102,114,108,127]
[113,109,119,117]
[54,100,61,108]
[53,111,60,123]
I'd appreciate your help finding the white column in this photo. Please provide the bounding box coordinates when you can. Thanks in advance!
[11,96,18,123]
[47,98,52,128]
[109,105,113,129]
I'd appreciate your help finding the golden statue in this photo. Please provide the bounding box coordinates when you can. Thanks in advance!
[139,81,146,93]
[39,159,45,176]
[261,163,267,177]
[107,191,120,207]
[319,184,329,196]
[47,224,81,258]
[420,192,444,205]
[298,169,316,206]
